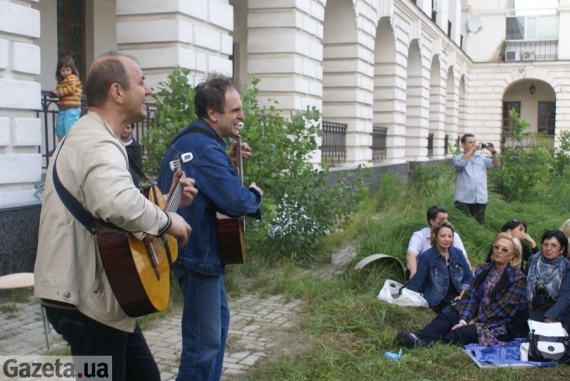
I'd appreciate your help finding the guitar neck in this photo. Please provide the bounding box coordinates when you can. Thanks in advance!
[235,135,244,185]
[164,175,184,213]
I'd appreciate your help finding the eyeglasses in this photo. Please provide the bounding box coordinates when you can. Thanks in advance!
[542,243,560,249]
[493,244,512,254]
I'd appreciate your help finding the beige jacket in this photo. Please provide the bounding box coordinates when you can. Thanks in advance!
[35,112,165,332]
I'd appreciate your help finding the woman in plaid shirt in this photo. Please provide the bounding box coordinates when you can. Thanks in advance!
[395,232,528,348]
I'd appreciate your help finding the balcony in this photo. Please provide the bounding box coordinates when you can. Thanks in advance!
[503,40,558,61]
[36,91,157,169]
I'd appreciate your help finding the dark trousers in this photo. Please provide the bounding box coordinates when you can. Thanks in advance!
[44,305,160,381]
[414,306,479,346]
[455,201,486,225]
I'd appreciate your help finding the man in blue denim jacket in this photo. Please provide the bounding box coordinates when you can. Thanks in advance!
[157,73,262,381]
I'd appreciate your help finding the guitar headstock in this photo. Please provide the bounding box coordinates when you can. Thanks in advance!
[169,158,181,172]
[169,152,193,172]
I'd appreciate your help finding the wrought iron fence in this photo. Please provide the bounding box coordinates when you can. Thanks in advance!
[36,90,157,169]
[320,121,347,164]
[504,40,558,61]
[427,133,434,157]
[371,126,387,160]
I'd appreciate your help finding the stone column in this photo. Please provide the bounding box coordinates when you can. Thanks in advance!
[0,0,42,275]
[0,0,42,206]
[116,0,235,90]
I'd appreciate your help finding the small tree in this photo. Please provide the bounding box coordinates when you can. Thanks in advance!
[143,69,367,262]
[142,67,196,176]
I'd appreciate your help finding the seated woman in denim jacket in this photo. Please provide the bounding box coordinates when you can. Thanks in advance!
[406,221,473,313]
[395,232,528,349]
[525,230,570,330]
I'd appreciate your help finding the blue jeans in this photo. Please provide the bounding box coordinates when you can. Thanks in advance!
[172,268,230,381]
[55,108,81,138]
[44,304,159,381]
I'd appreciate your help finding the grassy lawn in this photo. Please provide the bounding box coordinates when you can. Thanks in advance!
[223,166,570,380]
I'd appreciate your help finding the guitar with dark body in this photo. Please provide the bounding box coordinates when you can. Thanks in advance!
[217,134,246,265]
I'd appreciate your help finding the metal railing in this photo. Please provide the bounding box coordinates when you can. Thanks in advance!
[371,126,387,161]
[502,134,555,149]
[427,133,434,157]
[320,121,347,164]
[504,40,558,61]
[36,91,157,169]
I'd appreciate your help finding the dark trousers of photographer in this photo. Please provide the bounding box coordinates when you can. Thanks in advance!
[454,201,486,225]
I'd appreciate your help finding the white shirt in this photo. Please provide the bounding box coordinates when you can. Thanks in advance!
[407,227,467,257]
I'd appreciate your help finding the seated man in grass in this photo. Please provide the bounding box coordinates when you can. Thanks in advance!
[406,205,470,279]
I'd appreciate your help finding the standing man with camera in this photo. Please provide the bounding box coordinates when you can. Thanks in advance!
[452,133,500,224]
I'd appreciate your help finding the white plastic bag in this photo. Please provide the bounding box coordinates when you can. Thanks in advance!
[377,279,428,307]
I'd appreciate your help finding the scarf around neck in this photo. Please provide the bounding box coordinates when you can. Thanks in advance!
[526,253,566,302]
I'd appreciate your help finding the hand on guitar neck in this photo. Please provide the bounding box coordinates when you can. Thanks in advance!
[164,168,198,208]
[163,168,197,247]
[229,140,252,165]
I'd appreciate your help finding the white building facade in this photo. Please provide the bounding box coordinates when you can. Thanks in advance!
[1,0,569,207]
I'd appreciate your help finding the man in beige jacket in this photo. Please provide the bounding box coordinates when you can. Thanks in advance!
[34,52,196,381]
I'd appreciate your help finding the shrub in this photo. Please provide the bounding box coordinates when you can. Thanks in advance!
[143,69,367,262]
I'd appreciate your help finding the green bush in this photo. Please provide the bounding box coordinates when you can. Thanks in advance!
[142,67,196,176]
[143,69,367,262]
[488,109,570,209]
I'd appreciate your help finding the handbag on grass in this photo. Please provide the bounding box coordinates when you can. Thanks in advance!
[377,279,428,308]
[527,319,570,364]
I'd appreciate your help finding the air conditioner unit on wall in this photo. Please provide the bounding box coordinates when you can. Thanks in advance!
[505,50,521,62]
[522,51,535,61]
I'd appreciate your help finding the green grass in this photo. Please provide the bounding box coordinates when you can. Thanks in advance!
[0,288,30,313]
[226,165,570,380]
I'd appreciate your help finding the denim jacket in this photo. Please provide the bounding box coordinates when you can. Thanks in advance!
[157,118,262,276]
[407,246,473,308]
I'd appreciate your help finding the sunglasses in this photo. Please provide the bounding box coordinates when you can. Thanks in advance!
[493,244,512,254]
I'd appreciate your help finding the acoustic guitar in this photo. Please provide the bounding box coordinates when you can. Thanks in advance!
[97,155,191,317]
[217,134,246,265]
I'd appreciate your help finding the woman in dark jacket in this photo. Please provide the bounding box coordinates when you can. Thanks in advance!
[406,221,473,313]
[395,232,528,348]
[525,230,570,329]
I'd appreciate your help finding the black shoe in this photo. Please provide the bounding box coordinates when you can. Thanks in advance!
[394,330,424,349]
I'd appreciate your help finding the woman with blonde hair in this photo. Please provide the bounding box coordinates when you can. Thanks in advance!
[395,232,528,348]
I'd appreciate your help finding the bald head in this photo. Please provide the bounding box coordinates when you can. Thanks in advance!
[84,52,135,108]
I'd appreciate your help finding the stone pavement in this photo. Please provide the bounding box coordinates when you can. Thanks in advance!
[0,244,355,379]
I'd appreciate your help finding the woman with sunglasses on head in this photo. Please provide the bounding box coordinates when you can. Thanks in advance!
[395,232,528,348]
[406,221,473,313]
[485,219,538,270]
[525,230,570,330]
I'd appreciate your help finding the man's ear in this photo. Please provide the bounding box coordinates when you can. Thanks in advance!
[109,83,124,104]
[206,107,218,122]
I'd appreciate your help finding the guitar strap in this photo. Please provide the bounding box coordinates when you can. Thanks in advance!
[169,126,234,168]
[52,138,175,267]
[52,136,99,235]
